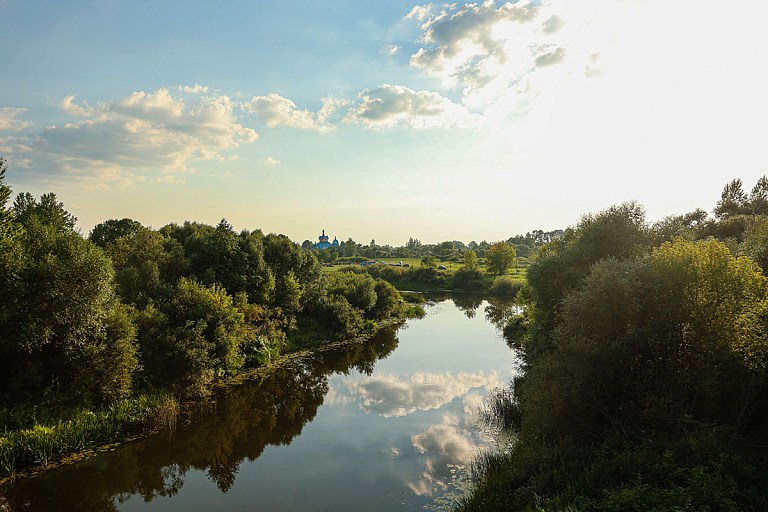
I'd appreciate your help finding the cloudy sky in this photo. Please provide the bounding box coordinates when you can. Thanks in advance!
[2,0,767,245]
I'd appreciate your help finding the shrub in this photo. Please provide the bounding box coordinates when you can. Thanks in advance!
[489,276,522,297]
[452,267,484,290]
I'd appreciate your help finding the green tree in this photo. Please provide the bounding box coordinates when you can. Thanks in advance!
[463,250,478,270]
[12,191,77,233]
[749,175,768,215]
[421,255,437,268]
[526,202,649,328]
[0,158,13,228]
[326,271,377,313]
[0,158,21,290]
[714,178,748,218]
[485,242,517,275]
[741,217,768,274]
[137,278,245,397]
[1,192,138,406]
[108,227,189,307]
[89,218,143,247]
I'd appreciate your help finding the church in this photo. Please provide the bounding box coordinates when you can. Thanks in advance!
[313,229,339,250]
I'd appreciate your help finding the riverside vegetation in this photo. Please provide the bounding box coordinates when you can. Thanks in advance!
[0,158,421,479]
[458,177,768,511]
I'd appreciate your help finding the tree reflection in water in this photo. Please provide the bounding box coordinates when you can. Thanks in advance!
[484,297,517,331]
[1,328,400,512]
[450,295,484,319]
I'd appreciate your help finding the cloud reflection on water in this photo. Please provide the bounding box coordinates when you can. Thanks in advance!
[342,371,502,417]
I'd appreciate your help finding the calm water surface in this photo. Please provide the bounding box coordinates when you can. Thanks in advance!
[1,297,519,511]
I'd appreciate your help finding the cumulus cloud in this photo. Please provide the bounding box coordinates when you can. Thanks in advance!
[404,0,612,115]
[179,83,209,94]
[345,84,482,129]
[0,108,31,132]
[259,156,281,165]
[406,4,432,22]
[534,46,567,68]
[410,0,541,88]
[344,371,500,417]
[22,87,258,188]
[243,94,339,132]
[58,95,93,116]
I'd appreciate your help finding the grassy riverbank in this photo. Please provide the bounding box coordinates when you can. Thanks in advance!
[0,393,179,484]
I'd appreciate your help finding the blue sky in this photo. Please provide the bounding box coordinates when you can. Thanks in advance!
[2,0,768,245]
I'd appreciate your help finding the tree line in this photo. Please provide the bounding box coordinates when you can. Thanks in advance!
[306,230,562,264]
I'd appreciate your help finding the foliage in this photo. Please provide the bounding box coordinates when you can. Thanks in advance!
[0,393,178,477]
[135,278,245,397]
[740,216,768,274]
[488,275,522,297]
[451,266,484,290]
[0,197,138,407]
[462,249,478,270]
[421,255,437,268]
[88,218,143,248]
[12,192,77,234]
[485,242,517,275]
[526,201,649,329]
[714,176,768,218]
[463,190,768,511]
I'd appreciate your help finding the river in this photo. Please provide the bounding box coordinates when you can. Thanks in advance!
[0,296,519,511]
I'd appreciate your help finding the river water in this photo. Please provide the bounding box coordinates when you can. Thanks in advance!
[0,297,519,511]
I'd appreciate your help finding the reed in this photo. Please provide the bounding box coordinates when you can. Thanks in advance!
[0,393,179,478]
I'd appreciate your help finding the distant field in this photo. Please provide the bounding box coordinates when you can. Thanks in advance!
[322,257,528,278]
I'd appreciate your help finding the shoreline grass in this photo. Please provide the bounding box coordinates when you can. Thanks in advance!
[0,393,179,485]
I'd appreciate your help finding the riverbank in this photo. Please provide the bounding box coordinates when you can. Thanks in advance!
[0,317,413,487]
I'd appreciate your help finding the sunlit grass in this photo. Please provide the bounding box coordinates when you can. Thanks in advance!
[0,393,178,478]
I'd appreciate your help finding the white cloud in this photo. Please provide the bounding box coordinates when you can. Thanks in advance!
[541,14,566,36]
[0,108,30,132]
[259,156,281,165]
[345,84,482,129]
[152,174,185,184]
[59,95,93,116]
[383,44,401,55]
[405,0,614,116]
[534,46,567,68]
[179,83,209,94]
[410,0,541,86]
[23,87,258,188]
[406,4,432,22]
[243,94,339,132]
[0,135,31,156]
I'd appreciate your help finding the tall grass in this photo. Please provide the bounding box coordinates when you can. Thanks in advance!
[0,393,178,477]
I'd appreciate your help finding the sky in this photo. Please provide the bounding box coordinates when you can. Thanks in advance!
[2,0,768,246]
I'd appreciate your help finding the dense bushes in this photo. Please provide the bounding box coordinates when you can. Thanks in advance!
[0,194,138,408]
[460,196,768,511]
[488,275,521,297]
